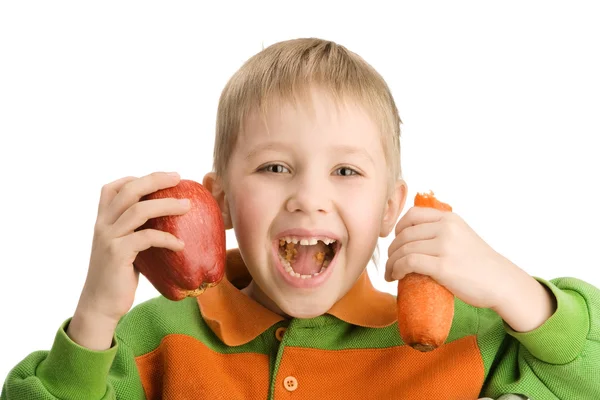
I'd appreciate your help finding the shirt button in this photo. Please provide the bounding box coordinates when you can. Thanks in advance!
[275,327,287,341]
[283,376,298,392]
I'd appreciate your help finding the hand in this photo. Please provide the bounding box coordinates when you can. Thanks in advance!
[68,171,191,349]
[385,206,525,310]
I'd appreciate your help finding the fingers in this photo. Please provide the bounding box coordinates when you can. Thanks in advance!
[98,176,138,216]
[101,172,182,226]
[124,228,186,257]
[387,221,438,257]
[384,253,441,282]
[111,197,191,238]
[394,206,445,236]
[385,239,439,281]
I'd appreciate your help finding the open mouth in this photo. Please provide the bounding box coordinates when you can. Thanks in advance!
[277,236,339,279]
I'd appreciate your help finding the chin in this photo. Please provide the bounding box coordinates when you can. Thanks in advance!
[279,298,335,319]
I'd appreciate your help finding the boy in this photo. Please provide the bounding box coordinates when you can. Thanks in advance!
[2,38,599,399]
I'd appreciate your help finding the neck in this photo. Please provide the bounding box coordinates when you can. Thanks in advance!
[240,281,291,318]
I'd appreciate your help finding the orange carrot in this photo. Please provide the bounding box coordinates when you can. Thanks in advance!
[396,191,455,352]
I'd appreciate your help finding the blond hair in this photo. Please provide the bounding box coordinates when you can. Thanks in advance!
[213,37,402,196]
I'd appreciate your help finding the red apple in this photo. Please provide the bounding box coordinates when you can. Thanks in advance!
[133,179,226,301]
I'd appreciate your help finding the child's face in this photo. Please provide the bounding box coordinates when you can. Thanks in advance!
[217,88,405,318]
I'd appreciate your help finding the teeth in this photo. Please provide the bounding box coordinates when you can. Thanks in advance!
[282,236,299,244]
[280,236,337,245]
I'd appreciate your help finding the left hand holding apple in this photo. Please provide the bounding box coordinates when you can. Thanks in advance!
[386,206,556,331]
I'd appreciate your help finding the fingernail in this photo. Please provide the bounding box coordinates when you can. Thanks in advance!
[179,198,190,207]
[168,172,179,177]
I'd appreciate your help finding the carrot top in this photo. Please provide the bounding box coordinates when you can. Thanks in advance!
[414,191,452,212]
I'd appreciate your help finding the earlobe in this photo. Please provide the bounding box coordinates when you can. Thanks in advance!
[380,180,408,237]
[202,172,233,230]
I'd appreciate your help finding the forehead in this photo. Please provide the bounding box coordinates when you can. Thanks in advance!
[238,88,382,150]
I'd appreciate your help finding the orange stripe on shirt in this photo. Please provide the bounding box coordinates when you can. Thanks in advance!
[135,333,483,399]
[135,334,271,400]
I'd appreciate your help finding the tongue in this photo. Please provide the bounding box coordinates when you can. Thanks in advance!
[291,241,328,275]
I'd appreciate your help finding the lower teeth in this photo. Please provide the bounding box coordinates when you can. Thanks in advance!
[279,254,330,279]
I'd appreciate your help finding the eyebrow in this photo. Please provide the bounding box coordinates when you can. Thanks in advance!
[244,142,292,162]
[244,142,374,165]
[331,144,375,165]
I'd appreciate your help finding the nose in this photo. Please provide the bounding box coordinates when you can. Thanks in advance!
[285,172,331,215]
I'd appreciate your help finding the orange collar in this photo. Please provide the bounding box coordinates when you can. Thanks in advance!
[197,249,397,346]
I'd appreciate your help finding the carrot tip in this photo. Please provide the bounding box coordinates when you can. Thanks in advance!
[411,343,437,352]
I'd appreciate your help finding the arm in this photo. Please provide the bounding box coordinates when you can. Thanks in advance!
[491,268,558,333]
[1,318,145,400]
[2,172,189,400]
[480,276,600,399]
[387,205,600,398]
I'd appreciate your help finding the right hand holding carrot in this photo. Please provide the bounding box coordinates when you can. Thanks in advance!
[389,192,455,351]
[386,191,535,351]
[67,172,191,350]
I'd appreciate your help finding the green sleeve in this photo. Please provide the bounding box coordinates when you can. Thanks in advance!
[479,277,600,399]
[1,318,146,400]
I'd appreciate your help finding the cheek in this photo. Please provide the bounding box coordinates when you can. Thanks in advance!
[340,183,387,230]
[338,194,385,263]
[229,182,278,246]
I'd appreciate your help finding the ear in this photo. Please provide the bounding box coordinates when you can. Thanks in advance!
[379,179,408,237]
[203,172,233,230]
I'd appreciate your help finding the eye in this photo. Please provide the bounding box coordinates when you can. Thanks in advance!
[260,164,290,174]
[334,166,360,177]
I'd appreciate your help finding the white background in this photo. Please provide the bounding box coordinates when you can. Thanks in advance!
[1,0,599,383]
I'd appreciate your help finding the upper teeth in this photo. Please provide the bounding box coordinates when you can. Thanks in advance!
[280,236,336,245]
